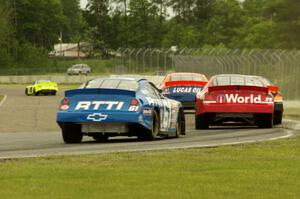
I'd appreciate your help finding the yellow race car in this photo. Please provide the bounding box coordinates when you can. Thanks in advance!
[25,80,58,96]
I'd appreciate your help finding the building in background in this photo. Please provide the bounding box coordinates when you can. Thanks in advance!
[49,42,92,58]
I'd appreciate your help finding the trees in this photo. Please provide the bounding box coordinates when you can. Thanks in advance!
[0,1,14,67]
[15,0,66,49]
[264,0,300,49]
[2,0,300,70]
[204,0,245,48]
[60,0,85,42]
[85,0,111,55]
[127,0,162,47]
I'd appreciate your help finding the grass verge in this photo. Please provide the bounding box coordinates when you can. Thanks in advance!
[1,137,300,199]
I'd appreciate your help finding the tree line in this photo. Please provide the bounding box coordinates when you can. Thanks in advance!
[0,0,299,68]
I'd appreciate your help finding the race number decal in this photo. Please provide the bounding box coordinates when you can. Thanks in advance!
[75,101,124,110]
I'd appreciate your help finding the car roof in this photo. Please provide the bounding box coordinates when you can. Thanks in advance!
[80,77,149,90]
[90,77,145,82]
[211,74,267,79]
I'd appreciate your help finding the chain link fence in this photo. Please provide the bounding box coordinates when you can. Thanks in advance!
[114,48,300,100]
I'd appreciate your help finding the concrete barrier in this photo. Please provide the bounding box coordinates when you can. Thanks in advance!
[0,75,164,85]
[0,75,101,84]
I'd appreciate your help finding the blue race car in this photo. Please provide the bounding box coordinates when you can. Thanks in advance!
[57,77,186,143]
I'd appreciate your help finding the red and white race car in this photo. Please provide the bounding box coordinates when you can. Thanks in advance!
[195,74,283,129]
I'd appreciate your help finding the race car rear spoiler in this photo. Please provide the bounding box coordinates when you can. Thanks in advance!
[208,85,269,93]
[165,81,207,87]
[65,88,136,97]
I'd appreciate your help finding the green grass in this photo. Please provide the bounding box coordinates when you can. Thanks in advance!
[1,137,300,199]
[53,58,114,74]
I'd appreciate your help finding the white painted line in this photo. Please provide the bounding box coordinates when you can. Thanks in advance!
[0,130,294,160]
[0,95,7,107]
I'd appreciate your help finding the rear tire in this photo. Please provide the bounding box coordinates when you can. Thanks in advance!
[258,114,273,128]
[34,89,40,96]
[195,114,209,129]
[62,124,83,143]
[273,111,283,125]
[176,109,185,137]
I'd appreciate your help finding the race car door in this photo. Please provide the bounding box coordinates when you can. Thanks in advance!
[146,82,172,132]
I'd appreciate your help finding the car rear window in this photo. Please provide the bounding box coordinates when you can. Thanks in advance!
[213,76,264,87]
[170,73,206,81]
[84,79,139,91]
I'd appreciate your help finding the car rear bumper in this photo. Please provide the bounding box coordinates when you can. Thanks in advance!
[196,102,274,115]
[57,111,150,130]
[38,89,57,93]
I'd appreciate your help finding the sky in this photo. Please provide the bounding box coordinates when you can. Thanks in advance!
[80,0,87,9]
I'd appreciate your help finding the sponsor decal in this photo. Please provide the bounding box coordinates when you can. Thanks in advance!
[87,113,108,122]
[216,94,272,104]
[145,97,173,130]
[75,101,124,110]
[129,106,139,112]
[145,97,162,106]
[172,87,202,93]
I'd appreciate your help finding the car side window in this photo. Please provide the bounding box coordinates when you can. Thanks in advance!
[143,83,160,99]
[148,83,162,99]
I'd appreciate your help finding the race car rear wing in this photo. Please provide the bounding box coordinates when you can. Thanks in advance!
[165,80,207,87]
[208,85,269,93]
[65,88,136,97]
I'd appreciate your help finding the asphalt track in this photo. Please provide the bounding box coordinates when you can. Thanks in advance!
[0,85,295,159]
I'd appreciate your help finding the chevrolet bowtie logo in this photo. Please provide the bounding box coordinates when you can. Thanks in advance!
[87,113,108,122]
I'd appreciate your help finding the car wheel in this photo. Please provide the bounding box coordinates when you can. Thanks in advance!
[176,109,185,137]
[62,124,83,144]
[92,134,109,142]
[52,91,57,96]
[258,114,273,128]
[273,111,283,125]
[195,114,209,129]
[175,115,182,138]
[143,110,159,140]
[25,89,29,96]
